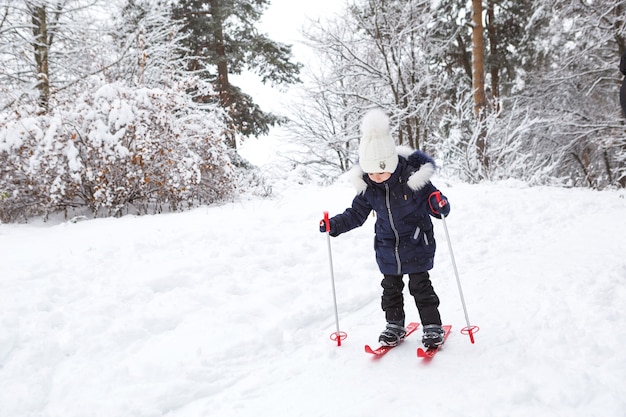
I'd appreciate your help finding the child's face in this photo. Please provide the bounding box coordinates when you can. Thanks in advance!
[367,172,392,183]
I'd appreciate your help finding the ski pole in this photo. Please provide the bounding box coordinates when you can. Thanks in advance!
[440,212,479,344]
[322,211,347,346]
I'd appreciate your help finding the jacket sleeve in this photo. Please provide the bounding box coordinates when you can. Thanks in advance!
[329,193,372,237]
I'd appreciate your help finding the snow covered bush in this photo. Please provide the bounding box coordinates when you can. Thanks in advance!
[0,77,234,222]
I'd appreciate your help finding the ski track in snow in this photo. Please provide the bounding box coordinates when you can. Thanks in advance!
[0,179,625,417]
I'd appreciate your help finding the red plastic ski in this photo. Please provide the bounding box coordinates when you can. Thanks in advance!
[417,325,452,358]
[364,322,420,357]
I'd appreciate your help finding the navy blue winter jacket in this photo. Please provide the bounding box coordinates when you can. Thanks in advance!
[328,149,449,275]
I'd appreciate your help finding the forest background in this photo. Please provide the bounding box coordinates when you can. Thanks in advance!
[1,0,625,223]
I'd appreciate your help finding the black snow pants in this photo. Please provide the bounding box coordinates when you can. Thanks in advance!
[381,271,441,326]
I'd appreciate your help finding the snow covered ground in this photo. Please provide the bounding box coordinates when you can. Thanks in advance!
[1,176,625,417]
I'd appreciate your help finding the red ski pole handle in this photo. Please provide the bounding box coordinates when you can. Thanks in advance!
[429,191,447,214]
[323,211,331,233]
[434,191,446,207]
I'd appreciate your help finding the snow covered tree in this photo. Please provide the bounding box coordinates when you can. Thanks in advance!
[426,0,548,181]
[0,0,116,114]
[0,76,233,222]
[109,0,187,88]
[0,0,237,222]
[471,0,488,170]
[501,0,626,188]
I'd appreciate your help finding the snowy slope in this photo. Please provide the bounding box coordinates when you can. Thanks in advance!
[0,177,625,417]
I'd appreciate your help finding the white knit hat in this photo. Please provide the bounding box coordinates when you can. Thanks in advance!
[358,108,398,174]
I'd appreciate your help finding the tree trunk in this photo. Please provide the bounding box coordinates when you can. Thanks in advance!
[615,2,626,187]
[471,0,488,171]
[30,5,50,113]
[486,0,499,112]
[208,0,235,148]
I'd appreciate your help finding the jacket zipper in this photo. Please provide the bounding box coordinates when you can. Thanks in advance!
[385,183,402,275]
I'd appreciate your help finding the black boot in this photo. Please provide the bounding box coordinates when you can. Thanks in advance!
[422,324,445,348]
[378,323,407,347]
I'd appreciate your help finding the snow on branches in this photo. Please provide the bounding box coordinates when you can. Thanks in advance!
[0,78,234,222]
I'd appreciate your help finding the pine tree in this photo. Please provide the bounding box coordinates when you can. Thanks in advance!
[172,0,302,147]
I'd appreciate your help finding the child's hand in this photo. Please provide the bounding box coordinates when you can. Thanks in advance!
[319,218,334,233]
[429,191,450,217]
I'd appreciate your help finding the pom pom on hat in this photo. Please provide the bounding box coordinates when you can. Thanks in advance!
[358,108,398,174]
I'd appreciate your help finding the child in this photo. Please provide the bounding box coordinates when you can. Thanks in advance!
[319,108,450,348]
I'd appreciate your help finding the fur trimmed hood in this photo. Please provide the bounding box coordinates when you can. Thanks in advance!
[350,146,436,194]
